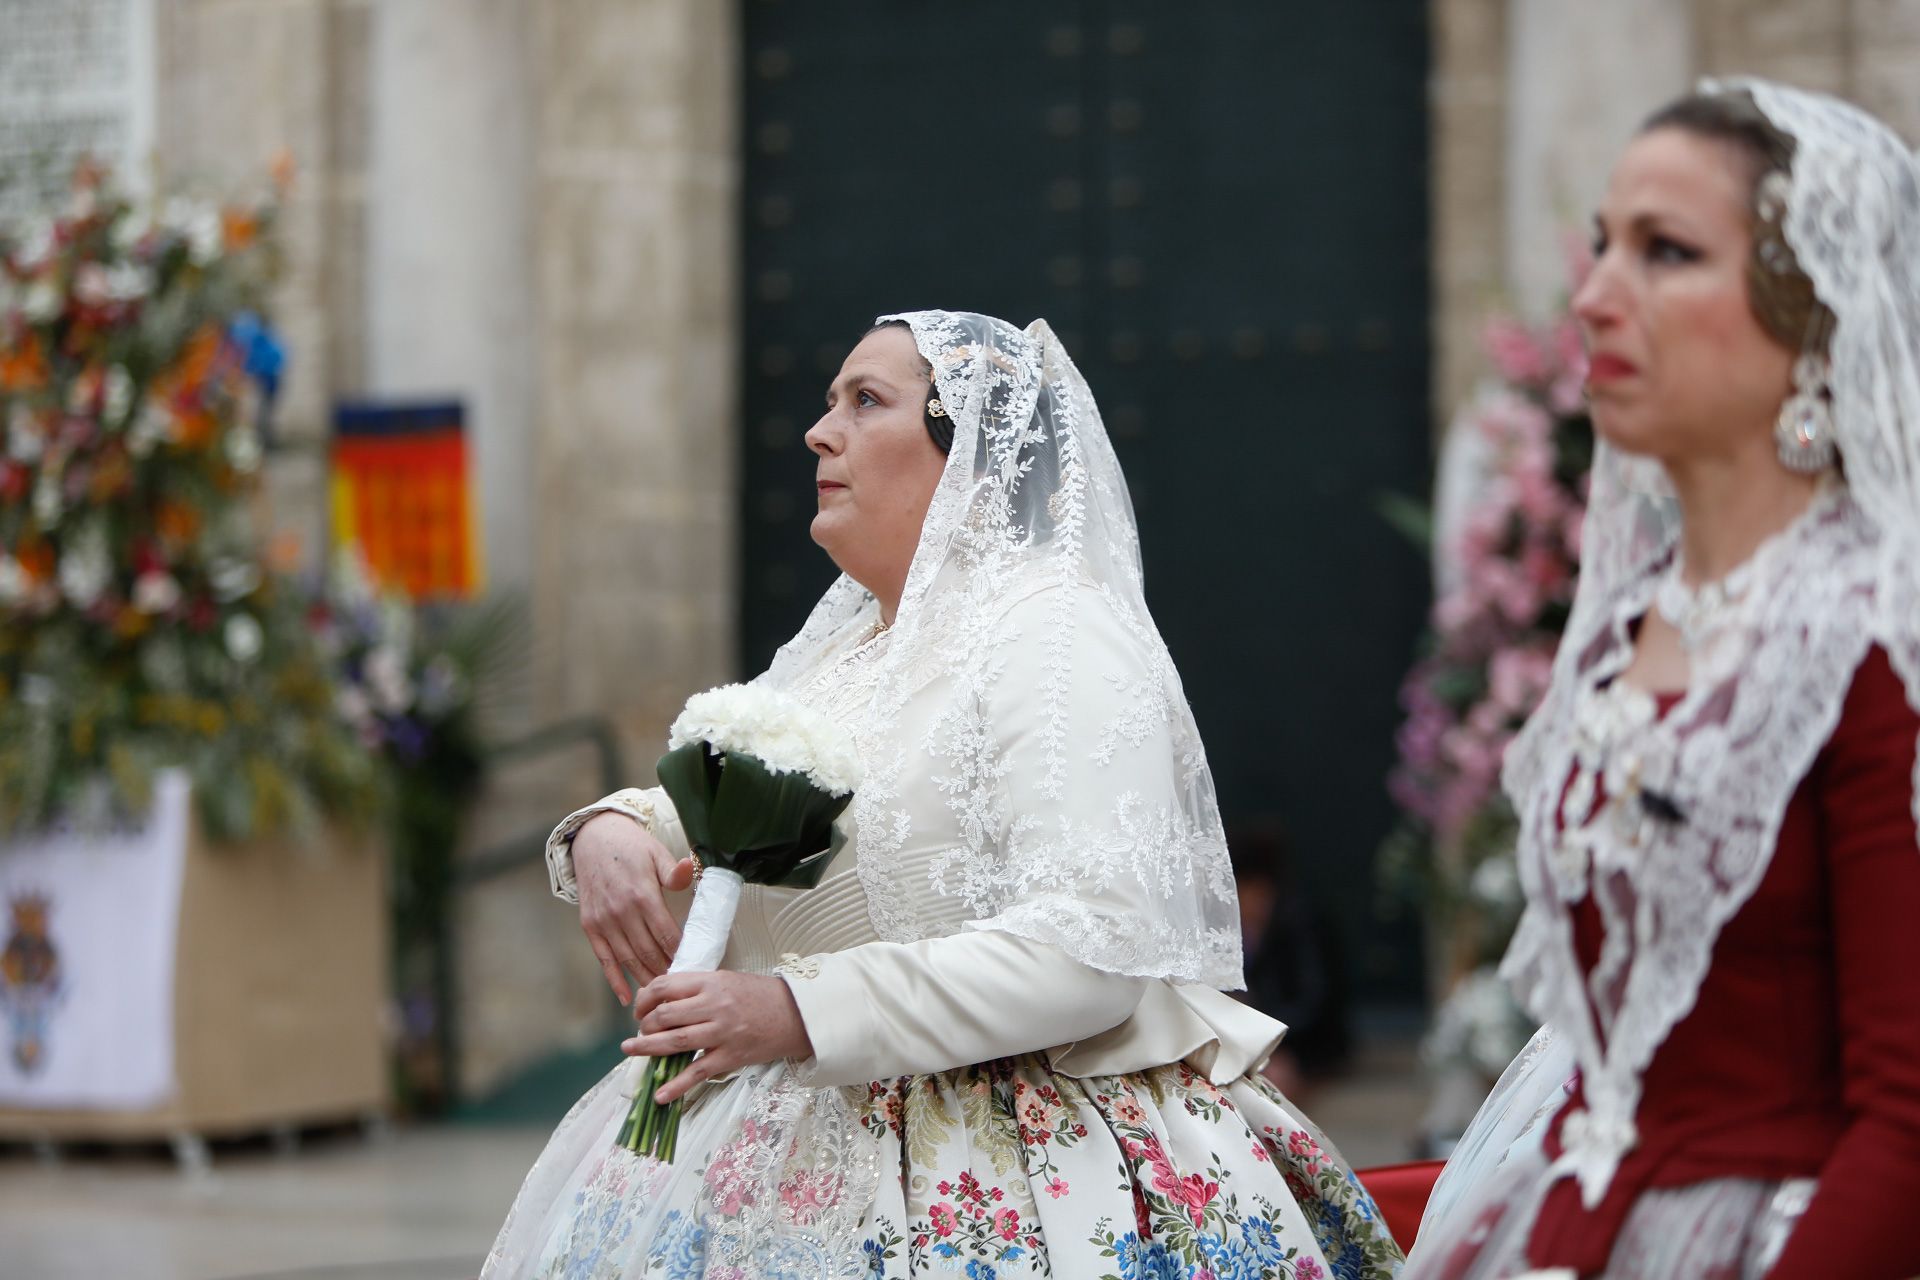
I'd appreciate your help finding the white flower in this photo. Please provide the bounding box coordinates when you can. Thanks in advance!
[669,683,862,795]
[105,261,149,302]
[1467,855,1522,912]
[111,210,152,254]
[104,366,135,427]
[57,529,112,608]
[13,217,55,272]
[32,473,63,528]
[0,555,25,605]
[73,263,111,306]
[132,570,181,614]
[7,403,43,462]
[365,644,414,715]
[224,612,264,663]
[22,279,60,323]
[335,685,373,730]
[208,558,260,602]
[129,400,172,457]
[187,208,221,265]
[225,424,262,473]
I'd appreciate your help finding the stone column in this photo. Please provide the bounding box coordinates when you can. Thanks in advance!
[526,0,740,747]
[1504,0,1694,320]
[1429,0,1510,421]
[365,0,535,590]
[455,0,742,1098]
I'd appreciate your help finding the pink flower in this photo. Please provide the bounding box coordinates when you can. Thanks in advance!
[1111,1091,1148,1127]
[778,1171,842,1226]
[1252,1142,1271,1163]
[1483,316,1550,385]
[1489,645,1554,715]
[928,1202,958,1237]
[1296,1259,1326,1280]
[1046,1177,1069,1199]
[994,1208,1020,1240]
[1169,1172,1220,1229]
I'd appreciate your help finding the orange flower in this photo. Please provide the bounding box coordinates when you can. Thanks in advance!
[16,540,54,583]
[266,530,305,574]
[179,326,222,388]
[156,500,202,545]
[114,607,150,640]
[174,409,217,449]
[222,209,258,251]
[0,335,48,391]
[89,451,131,500]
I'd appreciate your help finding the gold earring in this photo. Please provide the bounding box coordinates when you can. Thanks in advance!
[926,399,948,418]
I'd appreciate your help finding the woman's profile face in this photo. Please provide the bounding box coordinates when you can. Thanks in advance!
[805,325,948,597]
[1572,127,1797,465]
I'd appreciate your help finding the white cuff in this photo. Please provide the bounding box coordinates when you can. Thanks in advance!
[543,788,662,903]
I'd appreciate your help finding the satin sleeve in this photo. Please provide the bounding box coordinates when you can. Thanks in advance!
[780,929,1150,1087]
[1767,647,1920,1278]
[542,786,694,904]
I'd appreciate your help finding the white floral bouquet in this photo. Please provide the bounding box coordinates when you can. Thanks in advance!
[617,683,860,1161]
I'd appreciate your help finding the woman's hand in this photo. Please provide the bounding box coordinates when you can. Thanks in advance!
[572,811,697,1003]
[625,971,814,1104]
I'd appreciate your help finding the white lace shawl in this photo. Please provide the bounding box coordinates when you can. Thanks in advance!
[1498,80,1920,1208]
[757,311,1244,990]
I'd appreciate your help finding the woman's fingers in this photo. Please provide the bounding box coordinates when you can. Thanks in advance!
[623,1021,718,1061]
[652,1046,730,1105]
[587,936,634,1006]
[632,883,683,961]
[638,992,708,1035]
[629,971,699,1020]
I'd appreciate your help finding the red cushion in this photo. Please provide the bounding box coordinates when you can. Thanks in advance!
[1354,1158,1446,1251]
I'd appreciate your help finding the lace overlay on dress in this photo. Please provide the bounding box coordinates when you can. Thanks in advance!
[1500,486,1883,1207]
[755,312,1243,989]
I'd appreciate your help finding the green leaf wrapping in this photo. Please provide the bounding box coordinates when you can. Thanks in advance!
[652,741,850,889]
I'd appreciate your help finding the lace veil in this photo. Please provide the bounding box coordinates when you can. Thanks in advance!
[760,310,1244,990]
[1496,80,1920,1207]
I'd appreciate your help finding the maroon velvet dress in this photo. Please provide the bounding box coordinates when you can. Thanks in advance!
[1517,647,1920,1276]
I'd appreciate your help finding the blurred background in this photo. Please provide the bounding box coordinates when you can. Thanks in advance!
[3,2,1919,1277]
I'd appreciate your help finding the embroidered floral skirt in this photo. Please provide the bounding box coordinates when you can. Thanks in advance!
[482,1054,1405,1280]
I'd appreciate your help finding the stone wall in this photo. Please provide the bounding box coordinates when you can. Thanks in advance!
[141,0,740,1097]
[1428,0,1920,429]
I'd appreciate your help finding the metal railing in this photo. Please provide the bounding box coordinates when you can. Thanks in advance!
[438,715,626,1109]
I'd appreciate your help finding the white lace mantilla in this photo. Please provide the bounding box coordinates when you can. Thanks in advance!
[755,312,1244,990]
[1500,486,1892,1207]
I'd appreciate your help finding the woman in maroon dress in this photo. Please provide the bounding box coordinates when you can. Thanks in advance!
[1407,80,1920,1278]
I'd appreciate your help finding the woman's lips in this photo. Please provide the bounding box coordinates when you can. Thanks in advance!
[1587,353,1638,383]
[816,481,846,495]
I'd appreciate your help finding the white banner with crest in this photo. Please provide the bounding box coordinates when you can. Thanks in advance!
[0,769,187,1109]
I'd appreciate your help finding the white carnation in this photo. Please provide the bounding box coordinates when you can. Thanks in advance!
[57,528,111,608]
[224,612,264,663]
[668,683,862,795]
[104,365,135,427]
[132,570,181,614]
[22,279,60,323]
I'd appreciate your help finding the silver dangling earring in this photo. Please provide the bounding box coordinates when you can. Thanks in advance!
[1774,353,1839,474]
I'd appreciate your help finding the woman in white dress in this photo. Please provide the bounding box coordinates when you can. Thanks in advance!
[482,311,1405,1279]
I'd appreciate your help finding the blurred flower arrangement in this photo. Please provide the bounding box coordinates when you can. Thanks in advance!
[1382,290,1595,1085]
[308,559,521,1112]
[0,162,380,841]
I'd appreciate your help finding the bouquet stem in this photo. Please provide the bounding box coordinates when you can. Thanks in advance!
[618,1051,695,1159]
[615,865,741,1162]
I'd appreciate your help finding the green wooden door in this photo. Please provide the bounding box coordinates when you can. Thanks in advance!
[739,4,1431,1003]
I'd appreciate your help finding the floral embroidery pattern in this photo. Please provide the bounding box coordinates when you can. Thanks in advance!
[499,1052,1402,1279]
